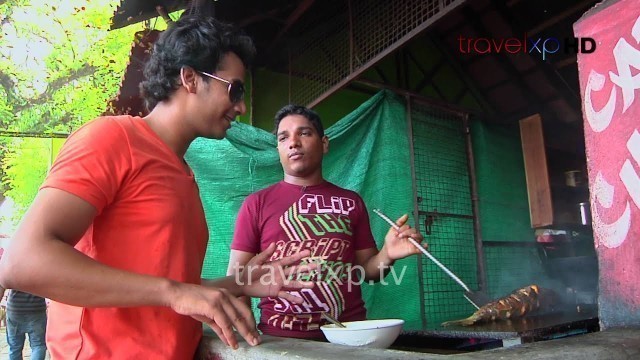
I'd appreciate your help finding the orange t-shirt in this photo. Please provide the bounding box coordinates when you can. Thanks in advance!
[41,116,209,359]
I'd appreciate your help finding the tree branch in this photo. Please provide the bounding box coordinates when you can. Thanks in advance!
[0,70,19,103]
[14,63,97,112]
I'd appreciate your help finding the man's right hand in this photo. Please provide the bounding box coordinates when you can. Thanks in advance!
[168,282,260,350]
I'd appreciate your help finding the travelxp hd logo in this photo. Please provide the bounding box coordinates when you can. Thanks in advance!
[457,34,597,60]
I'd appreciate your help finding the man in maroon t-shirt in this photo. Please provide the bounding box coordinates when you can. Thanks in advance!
[229,105,426,339]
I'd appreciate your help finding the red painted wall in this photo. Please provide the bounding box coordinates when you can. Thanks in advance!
[574,0,640,329]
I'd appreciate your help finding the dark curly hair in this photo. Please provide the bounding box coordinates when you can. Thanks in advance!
[140,16,256,111]
[274,104,325,138]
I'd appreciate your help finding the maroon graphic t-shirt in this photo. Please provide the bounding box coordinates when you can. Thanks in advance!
[231,181,377,339]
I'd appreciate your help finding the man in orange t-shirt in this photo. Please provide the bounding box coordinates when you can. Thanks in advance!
[0,16,314,359]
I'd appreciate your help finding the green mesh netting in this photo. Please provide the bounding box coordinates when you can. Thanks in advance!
[470,121,543,298]
[471,121,532,243]
[186,90,423,329]
[409,104,479,326]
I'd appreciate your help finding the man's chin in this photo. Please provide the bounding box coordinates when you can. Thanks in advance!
[202,129,228,140]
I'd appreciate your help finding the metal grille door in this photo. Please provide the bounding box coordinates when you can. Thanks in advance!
[410,101,479,327]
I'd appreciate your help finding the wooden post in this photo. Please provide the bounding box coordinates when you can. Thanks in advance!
[520,114,553,227]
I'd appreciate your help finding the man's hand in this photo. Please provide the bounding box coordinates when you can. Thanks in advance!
[381,214,427,261]
[168,282,260,350]
[238,243,316,303]
[197,243,316,348]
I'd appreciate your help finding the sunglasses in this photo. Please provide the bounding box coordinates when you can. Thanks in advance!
[198,71,245,104]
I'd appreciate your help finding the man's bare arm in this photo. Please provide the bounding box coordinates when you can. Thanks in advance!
[355,214,425,281]
[356,247,393,282]
[0,188,264,348]
[219,250,256,307]
[0,188,178,308]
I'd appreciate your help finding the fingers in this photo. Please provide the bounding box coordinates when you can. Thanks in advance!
[391,221,428,254]
[277,290,310,304]
[199,289,260,350]
[394,214,409,227]
[206,321,230,347]
[251,242,276,265]
[390,215,423,242]
[248,255,318,282]
[397,226,423,242]
[272,249,312,268]
[199,306,238,349]
[281,279,315,292]
[176,284,261,350]
[208,296,240,349]
[222,295,260,347]
[283,264,318,278]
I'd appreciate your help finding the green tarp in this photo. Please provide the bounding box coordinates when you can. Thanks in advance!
[186,90,423,329]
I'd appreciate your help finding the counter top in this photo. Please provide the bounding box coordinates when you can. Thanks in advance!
[196,333,429,360]
[196,328,640,360]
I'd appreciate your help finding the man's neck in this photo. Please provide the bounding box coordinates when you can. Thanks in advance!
[283,174,325,187]
[143,101,195,158]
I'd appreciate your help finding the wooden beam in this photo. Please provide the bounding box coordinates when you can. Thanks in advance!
[428,35,496,115]
[493,1,582,106]
[237,8,282,28]
[373,66,391,84]
[354,78,474,117]
[527,0,596,36]
[268,0,315,50]
[395,51,403,88]
[452,88,468,104]
[155,6,174,26]
[506,0,524,7]
[183,0,215,18]
[405,47,444,93]
[554,55,577,69]
[307,0,466,108]
[461,7,546,113]
[482,64,542,92]
[0,130,69,138]
[520,114,553,228]
[110,1,190,30]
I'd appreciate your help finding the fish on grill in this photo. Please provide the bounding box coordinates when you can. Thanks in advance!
[441,284,542,327]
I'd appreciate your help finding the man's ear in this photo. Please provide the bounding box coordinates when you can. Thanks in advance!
[322,135,329,154]
[180,67,198,93]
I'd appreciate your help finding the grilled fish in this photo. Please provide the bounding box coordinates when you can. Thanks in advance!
[441,284,541,327]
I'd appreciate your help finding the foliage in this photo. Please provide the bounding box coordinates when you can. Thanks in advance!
[1,137,49,223]
[0,0,173,227]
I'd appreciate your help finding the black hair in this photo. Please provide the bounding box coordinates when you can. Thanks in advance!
[140,16,256,111]
[274,104,325,138]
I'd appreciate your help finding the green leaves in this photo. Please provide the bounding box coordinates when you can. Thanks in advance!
[0,0,162,228]
[1,137,49,222]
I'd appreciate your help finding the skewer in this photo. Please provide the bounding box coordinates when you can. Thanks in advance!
[321,312,346,328]
[372,209,473,294]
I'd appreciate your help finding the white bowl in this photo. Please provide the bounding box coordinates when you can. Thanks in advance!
[320,319,404,349]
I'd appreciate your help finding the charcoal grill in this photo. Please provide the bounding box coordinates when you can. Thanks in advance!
[392,305,599,352]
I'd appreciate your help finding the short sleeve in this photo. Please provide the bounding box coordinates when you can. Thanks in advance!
[230,195,261,254]
[352,195,377,251]
[40,117,131,214]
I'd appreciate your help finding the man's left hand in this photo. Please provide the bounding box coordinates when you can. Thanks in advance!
[238,243,317,303]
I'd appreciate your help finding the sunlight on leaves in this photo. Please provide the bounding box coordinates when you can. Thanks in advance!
[0,0,177,228]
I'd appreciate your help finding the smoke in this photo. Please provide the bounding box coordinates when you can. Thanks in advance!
[487,246,598,310]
